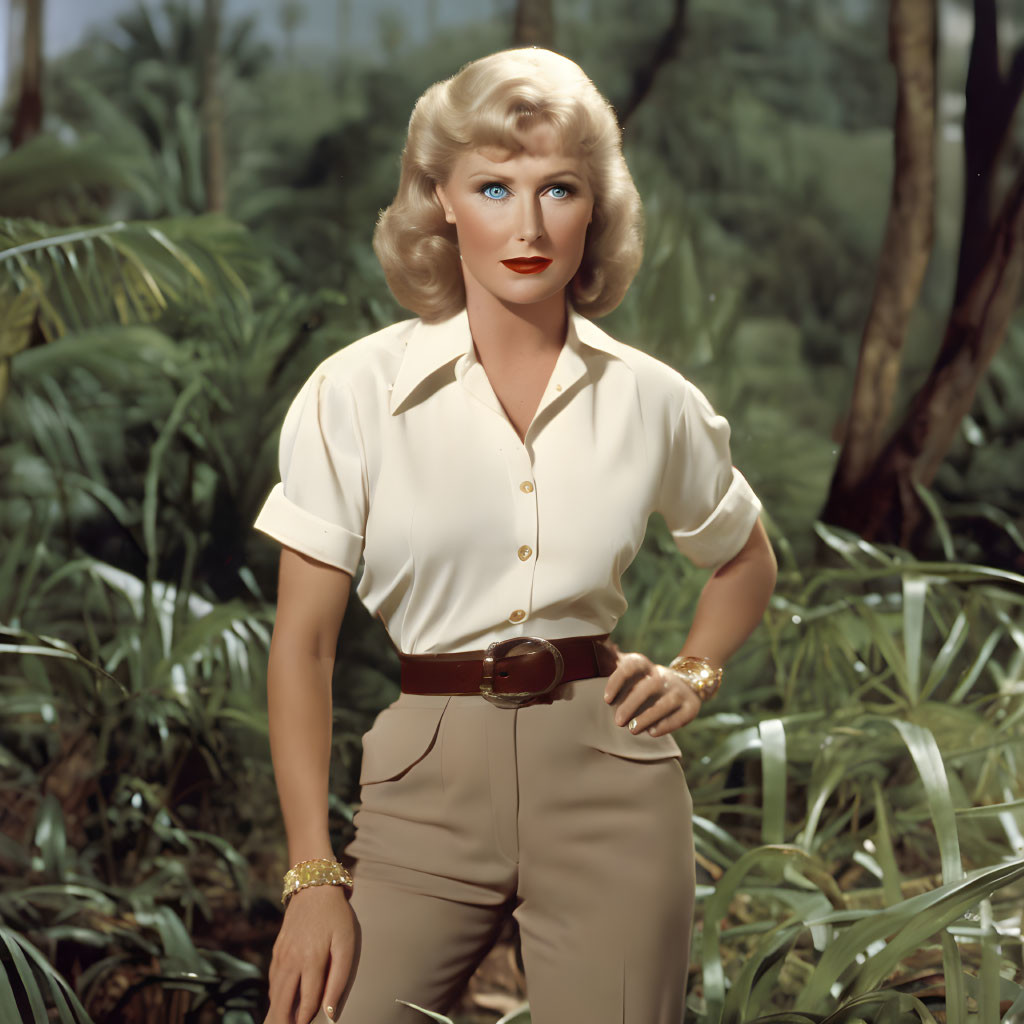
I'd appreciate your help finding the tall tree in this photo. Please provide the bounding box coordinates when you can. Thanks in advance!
[616,0,690,127]
[821,0,937,524]
[822,0,1024,548]
[953,0,1024,303]
[10,0,44,149]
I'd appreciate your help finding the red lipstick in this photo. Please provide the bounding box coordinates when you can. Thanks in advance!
[502,257,552,274]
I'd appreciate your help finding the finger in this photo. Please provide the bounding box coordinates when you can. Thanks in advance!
[604,653,650,704]
[296,967,327,1024]
[321,941,352,1022]
[643,696,700,737]
[264,966,296,1024]
[612,666,664,726]
[625,691,679,733]
[646,699,700,736]
[266,965,298,1024]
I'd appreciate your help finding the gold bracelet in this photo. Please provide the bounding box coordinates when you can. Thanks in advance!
[281,858,354,907]
[667,655,723,702]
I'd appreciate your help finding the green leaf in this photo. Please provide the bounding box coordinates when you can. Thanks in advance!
[495,1004,532,1024]
[940,932,966,1024]
[759,718,787,844]
[920,608,969,702]
[721,924,800,1024]
[0,925,95,1023]
[702,845,845,1023]
[0,967,21,1024]
[978,901,1000,1024]
[796,858,1024,1010]
[870,780,903,907]
[954,797,1024,819]
[913,481,956,561]
[34,795,68,880]
[394,1000,455,1023]
[887,718,963,883]
[902,575,927,704]
[0,927,48,1023]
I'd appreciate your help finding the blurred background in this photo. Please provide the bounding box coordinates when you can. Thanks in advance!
[1,1,1023,1022]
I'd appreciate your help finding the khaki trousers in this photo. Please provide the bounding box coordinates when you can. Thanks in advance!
[318,675,695,1024]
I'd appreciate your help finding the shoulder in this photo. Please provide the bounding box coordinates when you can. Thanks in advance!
[573,314,700,414]
[305,317,419,394]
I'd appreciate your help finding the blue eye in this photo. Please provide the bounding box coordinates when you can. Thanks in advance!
[482,183,509,200]
[548,185,571,199]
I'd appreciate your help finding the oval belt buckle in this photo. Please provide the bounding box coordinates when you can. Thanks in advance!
[480,636,565,708]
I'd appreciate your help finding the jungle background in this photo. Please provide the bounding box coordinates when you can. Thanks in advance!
[1,0,1023,1021]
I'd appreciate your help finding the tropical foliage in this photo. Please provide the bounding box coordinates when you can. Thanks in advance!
[1,0,1022,1022]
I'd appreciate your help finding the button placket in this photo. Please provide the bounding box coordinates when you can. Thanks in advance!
[503,442,538,629]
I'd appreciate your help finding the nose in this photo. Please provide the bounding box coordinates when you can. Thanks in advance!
[515,195,543,243]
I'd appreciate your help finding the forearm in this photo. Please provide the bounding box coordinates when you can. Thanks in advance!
[678,518,777,668]
[267,639,336,865]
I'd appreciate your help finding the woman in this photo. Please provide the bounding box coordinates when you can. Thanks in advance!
[255,47,776,1024]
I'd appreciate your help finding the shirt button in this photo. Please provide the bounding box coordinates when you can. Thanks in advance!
[517,545,533,561]
[509,609,526,623]
[520,481,534,494]
[555,384,562,392]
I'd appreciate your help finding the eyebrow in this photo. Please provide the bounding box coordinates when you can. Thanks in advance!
[465,168,586,182]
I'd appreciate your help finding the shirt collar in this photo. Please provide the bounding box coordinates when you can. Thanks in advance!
[389,305,625,415]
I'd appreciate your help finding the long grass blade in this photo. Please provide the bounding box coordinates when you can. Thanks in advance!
[940,932,966,1024]
[796,859,1024,1010]
[0,928,48,1023]
[888,718,963,883]
[978,900,1000,1024]
[394,1000,455,1023]
[0,966,21,1024]
[759,718,786,845]
[870,780,903,907]
[921,608,969,702]
[902,575,927,704]
[703,845,845,1022]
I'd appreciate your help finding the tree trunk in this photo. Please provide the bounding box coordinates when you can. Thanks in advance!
[821,0,936,526]
[10,0,44,150]
[828,164,1024,546]
[954,0,1024,304]
[513,0,554,48]
[615,0,690,128]
[202,0,226,213]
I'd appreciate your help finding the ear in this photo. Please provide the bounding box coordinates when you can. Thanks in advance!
[434,182,456,225]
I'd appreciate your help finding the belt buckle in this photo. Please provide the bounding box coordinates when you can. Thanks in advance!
[480,636,565,708]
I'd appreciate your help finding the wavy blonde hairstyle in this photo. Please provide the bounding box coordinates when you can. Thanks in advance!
[373,48,643,322]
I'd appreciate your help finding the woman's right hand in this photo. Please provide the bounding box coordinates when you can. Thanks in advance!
[265,885,356,1024]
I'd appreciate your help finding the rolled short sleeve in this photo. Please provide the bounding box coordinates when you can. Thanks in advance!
[253,372,366,574]
[656,381,762,570]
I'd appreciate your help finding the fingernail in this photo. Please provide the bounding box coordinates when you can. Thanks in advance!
[648,727,658,736]
[629,718,638,732]
[324,1006,336,1021]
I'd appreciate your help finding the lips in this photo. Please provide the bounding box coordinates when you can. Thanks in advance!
[501,257,552,275]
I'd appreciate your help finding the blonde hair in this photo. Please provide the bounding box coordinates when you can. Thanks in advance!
[373,48,644,322]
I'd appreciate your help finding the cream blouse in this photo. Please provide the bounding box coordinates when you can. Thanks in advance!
[253,308,762,655]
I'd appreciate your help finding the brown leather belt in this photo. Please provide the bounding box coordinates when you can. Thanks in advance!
[399,634,612,708]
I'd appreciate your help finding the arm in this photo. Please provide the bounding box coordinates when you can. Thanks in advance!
[268,546,351,864]
[266,546,355,1024]
[604,518,777,736]
[677,516,777,667]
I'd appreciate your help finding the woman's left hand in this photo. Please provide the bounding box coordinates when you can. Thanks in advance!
[603,652,702,737]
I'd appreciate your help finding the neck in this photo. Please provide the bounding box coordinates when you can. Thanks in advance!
[464,287,569,363]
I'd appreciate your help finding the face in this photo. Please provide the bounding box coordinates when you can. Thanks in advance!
[434,123,595,313]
